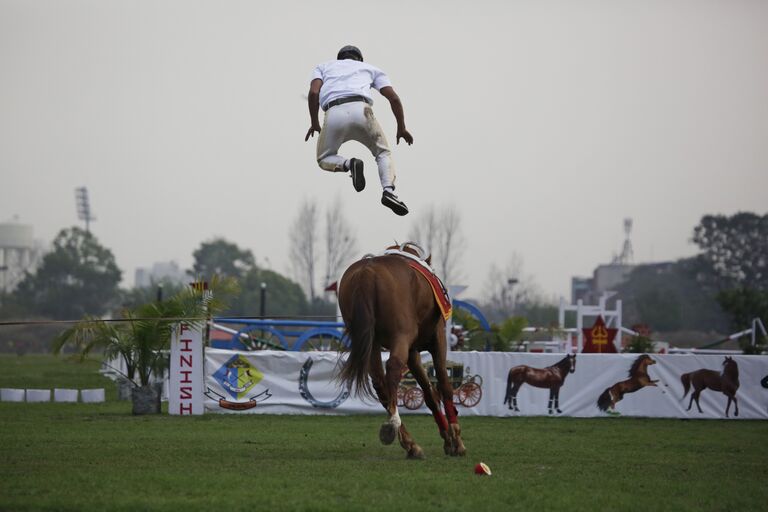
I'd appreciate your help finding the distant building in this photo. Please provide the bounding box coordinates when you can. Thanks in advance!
[594,262,635,294]
[571,218,637,304]
[571,276,593,303]
[571,263,635,305]
[134,261,187,288]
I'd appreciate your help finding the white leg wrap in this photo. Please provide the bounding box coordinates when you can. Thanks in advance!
[388,410,402,429]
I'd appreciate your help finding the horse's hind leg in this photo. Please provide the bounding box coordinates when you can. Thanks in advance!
[510,382,522,412]
[378,352,404,445]
[405,350,444,457]
[431,332,466,457]
[693,389,704,413]
[369,352,395,444]
[376,342,423,458]
[554,388,563,414]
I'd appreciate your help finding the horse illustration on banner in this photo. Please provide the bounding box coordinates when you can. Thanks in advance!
[681,356,740,418]
[597,354,658,414]
[503,354,576,414]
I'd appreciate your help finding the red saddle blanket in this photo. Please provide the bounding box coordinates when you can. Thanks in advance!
[406,260,452,321]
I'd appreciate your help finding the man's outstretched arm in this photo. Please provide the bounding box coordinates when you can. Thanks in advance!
[379,86,413,145]
[305,79,323,141]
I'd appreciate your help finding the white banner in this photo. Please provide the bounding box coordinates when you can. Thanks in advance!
[198,349,768,419]
[169,323,204,415]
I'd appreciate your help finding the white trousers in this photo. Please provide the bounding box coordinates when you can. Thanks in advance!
[316,101,396,189]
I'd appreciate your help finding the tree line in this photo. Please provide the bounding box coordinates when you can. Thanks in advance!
[1,206,764,352]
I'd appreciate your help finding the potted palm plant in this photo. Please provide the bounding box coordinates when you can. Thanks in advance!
[54,276,237,414]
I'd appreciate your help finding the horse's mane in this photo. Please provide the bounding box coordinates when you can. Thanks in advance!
[554,354,573,370]
[628,354,650,376]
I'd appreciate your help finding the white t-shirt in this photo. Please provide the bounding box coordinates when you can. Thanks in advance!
[311,60,392,109]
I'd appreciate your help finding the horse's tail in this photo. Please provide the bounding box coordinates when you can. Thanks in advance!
[681,373,691,399]
[597,387,612,411]
[337,270,377,400]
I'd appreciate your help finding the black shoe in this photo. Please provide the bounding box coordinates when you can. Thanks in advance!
[381,190,409,216]
[349,158,365,192]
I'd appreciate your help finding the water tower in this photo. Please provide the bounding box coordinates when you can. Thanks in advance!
[0,221,39,293]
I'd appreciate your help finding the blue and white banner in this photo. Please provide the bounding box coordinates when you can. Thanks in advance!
[199,349,768,419]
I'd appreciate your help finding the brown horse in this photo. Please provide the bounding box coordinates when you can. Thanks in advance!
[681,356,740,418]
[337,243,466,459]
[597,354,658,413]
[503,354,576,414]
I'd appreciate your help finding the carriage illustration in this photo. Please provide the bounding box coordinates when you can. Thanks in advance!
[397,360,483,410]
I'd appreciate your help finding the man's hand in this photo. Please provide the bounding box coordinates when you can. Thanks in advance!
[380,87,412,146]
[305,79,323,141]
[396,128,413,146]
[305,124,321,141]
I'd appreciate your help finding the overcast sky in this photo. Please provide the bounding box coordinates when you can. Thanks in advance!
[1,0,766,302]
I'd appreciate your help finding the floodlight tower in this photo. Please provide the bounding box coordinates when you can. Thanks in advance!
[75,187,96,233]
[618,217,634,265]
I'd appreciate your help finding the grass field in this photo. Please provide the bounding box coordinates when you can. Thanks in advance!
[1,355,767,511]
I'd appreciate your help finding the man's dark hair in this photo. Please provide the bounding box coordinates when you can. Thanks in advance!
[337,45,363,62]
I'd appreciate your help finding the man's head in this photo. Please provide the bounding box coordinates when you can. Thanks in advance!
[337,45,363,62]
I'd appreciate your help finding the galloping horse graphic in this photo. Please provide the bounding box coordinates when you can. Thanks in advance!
[597,354,658,413]
[681,356,740,417]
[503,354,576,414]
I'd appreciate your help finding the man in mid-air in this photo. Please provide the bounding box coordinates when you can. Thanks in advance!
[305,45,413,216]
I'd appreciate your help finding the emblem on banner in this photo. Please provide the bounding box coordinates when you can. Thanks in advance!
[207,354,271,410]
[583,316,618,353]
[298,357,350,409]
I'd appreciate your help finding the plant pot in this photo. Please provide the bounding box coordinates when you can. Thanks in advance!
[116,377,134,401]
[131,384,161,415]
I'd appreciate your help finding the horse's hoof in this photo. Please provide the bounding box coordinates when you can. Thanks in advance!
[379,423,397,445]
[454,443,467,457]
[407,445,426,460]
[556,409,563,414]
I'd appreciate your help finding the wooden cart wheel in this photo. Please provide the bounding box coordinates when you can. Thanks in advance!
[397,386,406,407]
[300,333,346,351]
[458,382,482,408]
[403,387,424,410]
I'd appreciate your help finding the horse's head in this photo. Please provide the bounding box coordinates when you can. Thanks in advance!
[723,356,738,375]
[568,354,577,373]
[629,354,655,376]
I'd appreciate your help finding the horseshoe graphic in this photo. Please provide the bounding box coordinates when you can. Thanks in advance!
[298,357,350,409]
